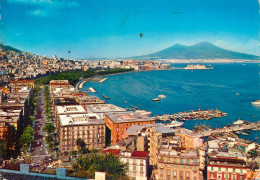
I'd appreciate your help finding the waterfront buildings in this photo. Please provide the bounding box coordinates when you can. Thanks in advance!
[87,104,126,118]
[57,113,105,152]
[105,111,156,145]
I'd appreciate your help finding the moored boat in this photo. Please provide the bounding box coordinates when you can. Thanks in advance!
[233,119,245,125]
[152,98,160,101]
[252,100,260,105]
[166,120,184,128]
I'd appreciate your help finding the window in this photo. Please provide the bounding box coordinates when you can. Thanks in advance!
[180,159,183,163]
[225,173,229,179]
[186,159,190,164]
[240,169,243,174]
[232,174,236,180]
[174,158,177,163]
[173,170,177,176]
[140,167,144,172]
[194,159,197,163]
[194,167,197,172]
[211,167,213,171]
[219,167,221,171]
[167,170,170,176]
[240,176,243,180]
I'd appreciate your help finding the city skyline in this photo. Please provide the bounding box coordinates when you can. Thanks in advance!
[1,0,260,59]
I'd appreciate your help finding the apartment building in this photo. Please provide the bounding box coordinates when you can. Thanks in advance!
[105,111,156,145]
[58,113,105,152]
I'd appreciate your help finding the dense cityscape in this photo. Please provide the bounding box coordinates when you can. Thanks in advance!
[0,43,259,180]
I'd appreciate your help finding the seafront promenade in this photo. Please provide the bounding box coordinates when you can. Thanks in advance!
[193,120,260,138]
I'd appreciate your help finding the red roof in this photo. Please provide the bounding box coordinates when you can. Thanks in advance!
[50,83,71,86]
[131,151,149,158]
[102,149,120,155]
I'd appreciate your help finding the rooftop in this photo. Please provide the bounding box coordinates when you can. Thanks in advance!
[58,113,104,126]
[87,104,126,113]
[105,111,155,124]
[56,105,86,115]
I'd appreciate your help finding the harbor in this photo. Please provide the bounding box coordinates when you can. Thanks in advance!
[155,109,227,121]
[192,120,260,138]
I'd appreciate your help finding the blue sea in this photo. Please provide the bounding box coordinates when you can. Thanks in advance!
[83,63,260,143]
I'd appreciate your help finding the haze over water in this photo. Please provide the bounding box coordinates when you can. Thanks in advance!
[83,63,260,142]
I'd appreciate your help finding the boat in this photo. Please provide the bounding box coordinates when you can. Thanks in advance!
[89,87,97,93]
[158,95,166,99]
[235,131,241,135]
[244,130,251,134]
[233,118,245,125]
[152,98,160,101]
[135,110,152,116]
[166,120,184,128]
[252,100,260,105]
[102,94,110,99]
[241,131,248,136]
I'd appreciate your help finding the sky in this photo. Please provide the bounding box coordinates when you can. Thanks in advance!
[0,0,260,59]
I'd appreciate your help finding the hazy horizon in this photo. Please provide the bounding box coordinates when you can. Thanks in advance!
[1,0,260,59]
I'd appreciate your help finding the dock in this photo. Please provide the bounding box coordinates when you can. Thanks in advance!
[192,121,260,138]
[155,109,227,121]
[99,78,108,83]
[89,87,97,93]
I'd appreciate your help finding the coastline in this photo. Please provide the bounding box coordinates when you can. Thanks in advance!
[76,68,173,89]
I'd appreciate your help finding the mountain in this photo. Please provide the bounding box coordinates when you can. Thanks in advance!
[135,42,260,60]
[0,43,22,53]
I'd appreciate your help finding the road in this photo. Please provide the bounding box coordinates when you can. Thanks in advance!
[30,87,48,163]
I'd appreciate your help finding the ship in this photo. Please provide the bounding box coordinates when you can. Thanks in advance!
[252,100,260,105]
[166,120,184,128]
[233,118,245,125]
[135,110,152,116]
[102,94,110,99]
[158,95,166,99]
[152,98,160,101]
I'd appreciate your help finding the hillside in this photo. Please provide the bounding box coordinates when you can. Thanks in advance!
[135,42,260,60]
[0,43,22,53]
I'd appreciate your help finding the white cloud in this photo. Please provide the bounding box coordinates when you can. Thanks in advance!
[8,0,79,17]
[27,9,48,17]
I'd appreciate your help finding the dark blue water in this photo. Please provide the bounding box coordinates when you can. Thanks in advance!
[83,63,260,142]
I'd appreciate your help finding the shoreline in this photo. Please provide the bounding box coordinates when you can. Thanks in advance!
[76,68,173,89]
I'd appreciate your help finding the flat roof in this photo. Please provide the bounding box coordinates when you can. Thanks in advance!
[58,113,104,126]
[105,111,155,123]
[87,104,126,113]
[56,105,86,115]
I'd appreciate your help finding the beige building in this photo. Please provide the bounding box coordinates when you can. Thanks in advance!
[58,113,105,152]
[156,149,200,180]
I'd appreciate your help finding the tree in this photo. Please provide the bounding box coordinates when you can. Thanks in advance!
[75,138,86,153]
[19,126,35,153]
[72,153,128,179]
[43,123,55,134]
[45,134,54,144]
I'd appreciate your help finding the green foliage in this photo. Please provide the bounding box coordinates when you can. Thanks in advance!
[0,125,17,160]
[72,153,128,179]
[36,68,134,85]
[75,138,86,153]
[43,123,55,134]
[45,134,54,144]
[19,126,35,153]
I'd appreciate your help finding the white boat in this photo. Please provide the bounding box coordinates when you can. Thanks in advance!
[152,98,160,101]
[166,120,184,128]
[158,95,166,99]
[233,119,245,125]
[135,110,152,116]
[252,100,260,105]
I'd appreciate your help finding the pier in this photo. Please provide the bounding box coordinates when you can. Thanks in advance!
[192,121,260,138]
[99,78,108,83]
[155,109,227,121]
